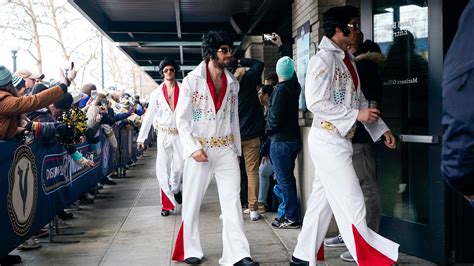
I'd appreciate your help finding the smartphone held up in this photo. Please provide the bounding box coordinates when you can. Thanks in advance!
[263,33,276,42]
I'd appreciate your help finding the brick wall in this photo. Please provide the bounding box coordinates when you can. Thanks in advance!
[243,0,361,77]
[292,0,359,64]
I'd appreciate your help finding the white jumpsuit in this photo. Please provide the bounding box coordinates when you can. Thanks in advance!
[172,61,251,265]
[292,36,399,266]
[137,82,183,211]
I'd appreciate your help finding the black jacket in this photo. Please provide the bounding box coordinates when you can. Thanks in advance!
[352,51,384,144]
[265,74,301,142]
[238,58,265,140]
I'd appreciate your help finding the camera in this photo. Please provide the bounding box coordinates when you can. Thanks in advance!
[263,33,276,42]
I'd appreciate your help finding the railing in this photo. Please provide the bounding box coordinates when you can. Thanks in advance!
[0,125,149,257]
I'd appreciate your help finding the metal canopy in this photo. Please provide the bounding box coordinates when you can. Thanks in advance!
[69,0,292,83]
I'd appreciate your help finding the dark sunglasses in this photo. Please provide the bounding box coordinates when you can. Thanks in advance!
[217,47,232,54]
[163,68,175,73]
[347,23,360,30]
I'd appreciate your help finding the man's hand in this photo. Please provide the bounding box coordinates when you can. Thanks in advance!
[357,108,380,124]
[137,142,145,150]
[16,127,25,135]
[383,131,396,149]
[192,149,208,162]
[270,33,283,47]
[68,69,77,82]
[95,114,102,123]
[82,159,95,168]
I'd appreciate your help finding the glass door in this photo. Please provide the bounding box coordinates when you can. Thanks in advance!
[369,0,445,263]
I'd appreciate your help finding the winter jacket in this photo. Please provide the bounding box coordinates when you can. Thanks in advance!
[352,51,385,144]
[238,58,265,140]
[265,74,301,142]
[0,85,65,139]
[441,0,474,196]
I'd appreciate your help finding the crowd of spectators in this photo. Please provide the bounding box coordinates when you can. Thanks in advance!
[0,63,149,251]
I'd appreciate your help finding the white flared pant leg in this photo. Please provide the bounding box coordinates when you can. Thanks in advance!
[213,149,250,265]
[179,152,213,260]
[180,148,250,265]
[293,171,333,265]
[156,134,176,209]
[293,129,399,265]
[169,135,184,194]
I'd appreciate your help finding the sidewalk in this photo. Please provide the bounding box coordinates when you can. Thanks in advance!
[11,147,436,265]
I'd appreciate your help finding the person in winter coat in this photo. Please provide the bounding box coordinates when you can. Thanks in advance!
[441,0,474,206]
[233,56,265,221]
[0,64,73,139]
[266,56,302,229]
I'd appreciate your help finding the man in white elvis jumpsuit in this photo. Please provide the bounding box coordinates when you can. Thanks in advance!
[171,31,259,266]
[290,6,399,266]
[137,58,183,217]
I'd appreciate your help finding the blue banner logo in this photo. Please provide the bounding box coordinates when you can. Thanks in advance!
[7,145,38,236]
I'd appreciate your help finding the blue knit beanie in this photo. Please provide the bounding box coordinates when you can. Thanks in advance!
[0,65,13,87]
[276,56,294,80]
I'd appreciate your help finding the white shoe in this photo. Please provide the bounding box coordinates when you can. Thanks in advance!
[17,238,41,250]
[250,210,260,221]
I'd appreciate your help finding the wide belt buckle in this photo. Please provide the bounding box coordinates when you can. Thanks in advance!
[320,121,356,139]
[198,134,234,148]
[159,127,179,135]
[321,121,338,133]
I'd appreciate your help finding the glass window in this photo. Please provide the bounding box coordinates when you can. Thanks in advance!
[373,1,430,224]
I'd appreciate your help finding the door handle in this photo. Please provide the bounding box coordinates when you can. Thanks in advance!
[398,134,440,144]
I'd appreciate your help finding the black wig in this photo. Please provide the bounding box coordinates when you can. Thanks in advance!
[201,30,233,61]
[323,6,359,38]
[158,58,180,77]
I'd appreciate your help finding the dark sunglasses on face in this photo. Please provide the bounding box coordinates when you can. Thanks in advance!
[217,47,232,54]
[163,68,175,73]
[347,23,360,30]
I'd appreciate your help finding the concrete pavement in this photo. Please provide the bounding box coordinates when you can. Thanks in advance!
[11,146,436,265]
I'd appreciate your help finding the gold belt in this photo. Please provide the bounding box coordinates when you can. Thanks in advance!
[158,127,179,135]
[320,121,356,139]
[198,134,234,149]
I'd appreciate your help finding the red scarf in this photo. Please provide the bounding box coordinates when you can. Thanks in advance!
[343,53,359,91]
[206,64,227,112]
[162,83,179,111]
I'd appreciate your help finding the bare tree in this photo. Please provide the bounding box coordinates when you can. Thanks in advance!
[1,0,45,72]
[43,0,99,62]
[0,0,157,95]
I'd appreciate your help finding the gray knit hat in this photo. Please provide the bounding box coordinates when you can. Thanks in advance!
[0,65,13,87]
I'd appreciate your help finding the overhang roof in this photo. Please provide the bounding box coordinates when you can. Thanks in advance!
[69,0,292,83]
